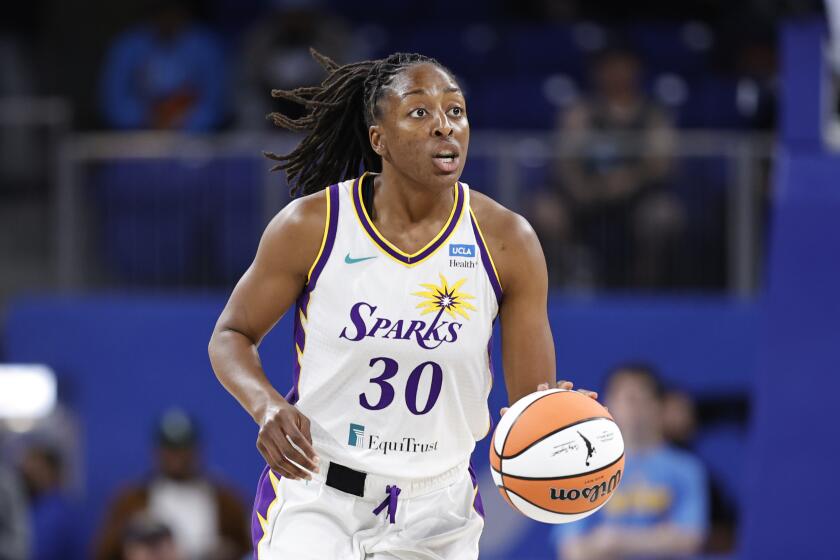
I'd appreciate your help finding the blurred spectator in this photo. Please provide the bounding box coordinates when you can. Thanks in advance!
[732,37,778,130]
[660,390,697,448]
[0,458,29,560]
[19,443,82,560]
[93,409,250,560]
[122,514,181,560]
[553,363,707,560]
[99,0,229,131]
[0,27,41,194]
[237,0,357,128]
[0,27,36,101]
[533,47,684,289]
[827,0,840,148]
[662,390,738,554]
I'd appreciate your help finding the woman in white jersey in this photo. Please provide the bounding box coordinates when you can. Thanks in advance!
[209,51,596,559]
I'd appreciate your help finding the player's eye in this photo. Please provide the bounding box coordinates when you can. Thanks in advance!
[410,108,427,118]
[448,106,464,117]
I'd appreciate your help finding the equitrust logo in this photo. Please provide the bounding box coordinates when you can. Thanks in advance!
[348,423,365,448]
[346,423,439,455]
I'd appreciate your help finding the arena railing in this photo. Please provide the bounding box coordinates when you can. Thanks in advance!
[54,130,773,295]
[0,96,71,306]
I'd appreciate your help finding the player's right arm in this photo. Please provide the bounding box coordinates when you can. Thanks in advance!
[208,191,326,481]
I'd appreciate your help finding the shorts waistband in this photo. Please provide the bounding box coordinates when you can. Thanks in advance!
[311,458,469,501]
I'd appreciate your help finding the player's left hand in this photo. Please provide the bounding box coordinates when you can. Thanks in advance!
[499,380,598,416]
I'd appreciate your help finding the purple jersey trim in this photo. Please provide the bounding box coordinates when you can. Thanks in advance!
[468,462,485,518]
[470,211,503,306]
[308,183,340,290]
[484,329,496,439]
[251,465,280,553]
[352,175,465,265]
[286,183,339,405]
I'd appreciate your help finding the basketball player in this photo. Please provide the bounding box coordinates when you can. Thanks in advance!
[208,50,597,559]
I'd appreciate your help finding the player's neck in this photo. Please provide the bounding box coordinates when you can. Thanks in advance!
[370,168,455,225]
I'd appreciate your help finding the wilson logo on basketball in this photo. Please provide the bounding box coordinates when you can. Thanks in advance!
[549,469,623,504]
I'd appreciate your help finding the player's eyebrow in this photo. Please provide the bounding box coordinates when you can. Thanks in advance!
[400,86,462,99]
[400,88,425,99]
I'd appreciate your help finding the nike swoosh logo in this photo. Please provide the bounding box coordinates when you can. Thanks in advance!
[345,253,377,264]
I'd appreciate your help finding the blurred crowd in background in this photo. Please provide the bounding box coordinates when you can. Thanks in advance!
[0,0,824,299]
[0,370,745,559]
[1,408,252,560]
[0,0,825,559]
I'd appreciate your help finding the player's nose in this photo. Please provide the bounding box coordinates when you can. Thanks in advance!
[432,112,453,137]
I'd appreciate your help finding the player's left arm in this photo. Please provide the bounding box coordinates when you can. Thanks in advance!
[470,192,595,408]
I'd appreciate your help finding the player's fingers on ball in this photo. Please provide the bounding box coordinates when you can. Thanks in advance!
[557,380,574,390]
[577,389,598,399]
[500,407,509,416]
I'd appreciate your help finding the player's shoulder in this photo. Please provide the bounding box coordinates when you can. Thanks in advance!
[468,188,543,292]
[468,188,537,246]
[267,187,328,237]
[256,187,330,277]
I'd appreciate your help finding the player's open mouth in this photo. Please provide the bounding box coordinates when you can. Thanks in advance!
[432,151,460,173]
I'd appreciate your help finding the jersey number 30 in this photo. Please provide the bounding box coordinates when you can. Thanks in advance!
[359,357,442,415]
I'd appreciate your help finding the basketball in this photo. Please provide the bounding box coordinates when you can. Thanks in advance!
[489,389,625,524]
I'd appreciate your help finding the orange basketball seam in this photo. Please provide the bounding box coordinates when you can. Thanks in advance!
[498,391,556,462]
[501,391,613,458]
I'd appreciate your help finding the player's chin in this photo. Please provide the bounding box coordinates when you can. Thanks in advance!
[426,162,464,185]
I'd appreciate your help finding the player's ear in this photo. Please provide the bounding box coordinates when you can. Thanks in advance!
[369,125,386,157]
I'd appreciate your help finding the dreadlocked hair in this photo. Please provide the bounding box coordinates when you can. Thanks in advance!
[264,49,453,198]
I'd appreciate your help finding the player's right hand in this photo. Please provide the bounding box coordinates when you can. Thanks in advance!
[257,400,321,480]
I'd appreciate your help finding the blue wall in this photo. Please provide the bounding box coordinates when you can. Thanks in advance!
[738,20,840,559]
[740,152,840,559]
[4,294,756,558]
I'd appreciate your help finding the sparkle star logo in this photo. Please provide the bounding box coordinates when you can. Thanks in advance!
[412,273,477,321]
[339,274,477,350]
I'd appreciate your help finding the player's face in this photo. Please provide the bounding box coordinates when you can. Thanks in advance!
[370,63,469,192]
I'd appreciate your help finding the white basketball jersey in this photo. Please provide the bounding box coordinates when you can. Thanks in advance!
[285,173,502,479]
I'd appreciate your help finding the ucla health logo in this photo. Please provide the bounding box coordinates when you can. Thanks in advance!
[339,273,477,350]
[449,244,476,258]
[449,243,476,269]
